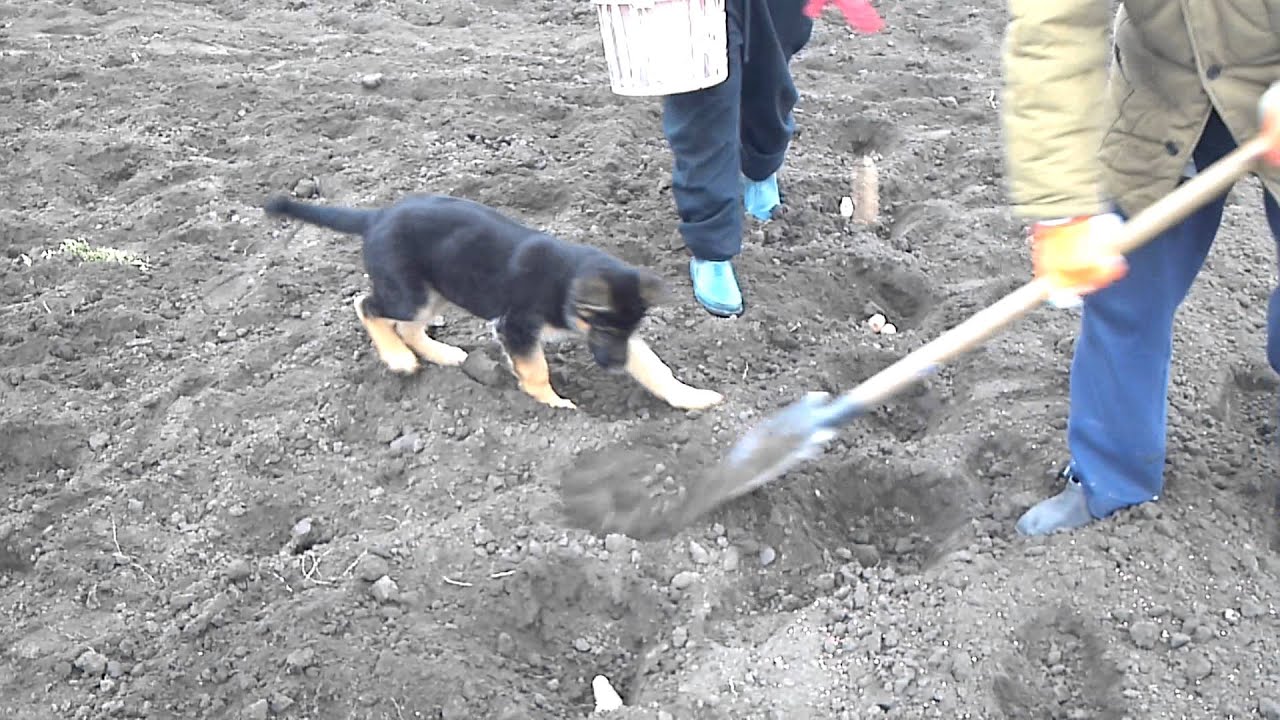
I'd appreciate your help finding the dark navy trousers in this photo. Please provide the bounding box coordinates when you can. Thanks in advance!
[1069,110,1280,518]
[661,0,814,261]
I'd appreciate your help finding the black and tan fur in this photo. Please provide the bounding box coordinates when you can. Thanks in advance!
[263,192,723,411]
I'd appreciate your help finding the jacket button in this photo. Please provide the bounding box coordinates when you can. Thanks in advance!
[1206,64,1222,80]
[1165,141,1179,156]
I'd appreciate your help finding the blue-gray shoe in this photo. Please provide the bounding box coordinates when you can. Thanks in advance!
[689,258,743,317]
[1015,464,1096,536]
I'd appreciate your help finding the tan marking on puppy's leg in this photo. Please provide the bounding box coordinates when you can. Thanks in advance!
[414,295,449,329]
[624,335,723,410]
[353,294,419,375]
[394,320,468,367]
[509,345,576,409]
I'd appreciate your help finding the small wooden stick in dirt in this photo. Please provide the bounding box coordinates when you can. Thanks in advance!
[852,155,879,225]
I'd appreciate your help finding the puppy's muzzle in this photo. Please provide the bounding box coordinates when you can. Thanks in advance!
[589,343,628,371]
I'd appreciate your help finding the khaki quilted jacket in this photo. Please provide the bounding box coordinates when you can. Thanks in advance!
[1000,0,1280,220]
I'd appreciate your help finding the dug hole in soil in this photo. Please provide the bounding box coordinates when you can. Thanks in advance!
[2,0,1279,718]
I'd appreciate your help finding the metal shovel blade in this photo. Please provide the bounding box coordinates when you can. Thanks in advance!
[705,392,842,503]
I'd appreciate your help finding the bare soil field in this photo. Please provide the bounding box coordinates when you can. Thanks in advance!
[2,0,1278,718]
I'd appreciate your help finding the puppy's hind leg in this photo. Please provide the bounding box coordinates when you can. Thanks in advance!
[624,335,724,410]
[395,297,467,367]
[397,322,468,367]
[354,293,420,375]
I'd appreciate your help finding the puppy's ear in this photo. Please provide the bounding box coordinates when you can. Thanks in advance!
[636,270,668,307]
[571,273,613,313]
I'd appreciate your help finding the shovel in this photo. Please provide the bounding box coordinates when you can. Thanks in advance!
[560,84,1280,541]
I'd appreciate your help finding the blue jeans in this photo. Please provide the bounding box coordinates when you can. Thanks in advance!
[1069,110,1280,518]
[661,0,813,261]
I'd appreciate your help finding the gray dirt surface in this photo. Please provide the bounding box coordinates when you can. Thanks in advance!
[1,0,1278,718]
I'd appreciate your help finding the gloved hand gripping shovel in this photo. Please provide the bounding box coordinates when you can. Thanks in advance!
[560,83,1280,541]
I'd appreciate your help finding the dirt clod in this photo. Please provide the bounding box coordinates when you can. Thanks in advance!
[73,650,108,678]
[293,178,318,199]
[670,571,699,590]
[370,576,399,604]
[853,544,881,567]
[225,558,252,582]
[1129,621,1160,649]
[270,695,296,714]
[1184,652,1213,682]
[242,699,270,720]
[688,540,712,564]
[285,648,315,673]
[604,533,630,554]
[672,626,689,648]
[461,351,504,386]
[722,547,741,571]
[759,545,777,567]
[356,554,391,582]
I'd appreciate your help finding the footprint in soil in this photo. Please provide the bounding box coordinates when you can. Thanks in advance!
[0,420,86,481]
[0,536,35,573]
[469,546,668,710]
[774,258,938,343]
[834,114,899,156]
[991,602,1126,720]
[716,453,972,576]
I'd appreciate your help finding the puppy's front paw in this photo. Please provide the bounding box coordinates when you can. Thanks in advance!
[669,387,724,410]
[380,348,421,375]
[436,345,469,367]
[544,396,577,410]
[520,382,577,409]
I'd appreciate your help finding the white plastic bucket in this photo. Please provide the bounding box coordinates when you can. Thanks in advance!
[593,0,729,97]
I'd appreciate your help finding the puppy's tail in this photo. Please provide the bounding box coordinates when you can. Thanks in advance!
[263,195,380,235]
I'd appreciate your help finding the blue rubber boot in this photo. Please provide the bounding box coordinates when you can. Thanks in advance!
[743,173,781,221]
[1015,465,1096,536]
[689,258,743,317]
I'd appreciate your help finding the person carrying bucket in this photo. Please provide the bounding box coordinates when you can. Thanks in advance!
[998,0,1280,535]
[659,0,883,317]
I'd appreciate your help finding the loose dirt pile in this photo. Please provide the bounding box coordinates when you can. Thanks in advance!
[2,0,1278,718]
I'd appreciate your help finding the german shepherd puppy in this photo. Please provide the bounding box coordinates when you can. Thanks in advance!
[263,193,724,411]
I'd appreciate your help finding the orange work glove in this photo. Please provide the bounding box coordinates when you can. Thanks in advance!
[1029,213,1128,308]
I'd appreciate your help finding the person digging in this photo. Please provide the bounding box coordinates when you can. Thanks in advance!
[1000,0,1280,535]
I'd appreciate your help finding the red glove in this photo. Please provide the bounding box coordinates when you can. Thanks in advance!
[803,0,885,33]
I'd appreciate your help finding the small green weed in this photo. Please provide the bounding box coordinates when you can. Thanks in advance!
[53,238,150,271]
